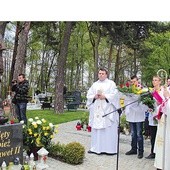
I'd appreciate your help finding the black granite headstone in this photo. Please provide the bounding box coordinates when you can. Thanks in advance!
[0,123,23,166]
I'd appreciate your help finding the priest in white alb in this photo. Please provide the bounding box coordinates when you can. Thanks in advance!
[86,68,119,155]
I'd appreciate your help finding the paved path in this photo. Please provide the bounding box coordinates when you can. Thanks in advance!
[45,120,156,170]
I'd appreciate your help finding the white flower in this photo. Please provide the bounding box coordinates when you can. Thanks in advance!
[36,120,42,124]
[41,118,45,121]
[35,117,39,120]
[49,123,54,128]
[28,118,33,122]
[32,121,37,126]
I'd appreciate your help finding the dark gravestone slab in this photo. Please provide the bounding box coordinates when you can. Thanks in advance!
[65,91,81,111]
[0,123,23,166]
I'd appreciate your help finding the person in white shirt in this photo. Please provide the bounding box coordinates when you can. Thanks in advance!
[86,68,119,155]
[125,75,147,159]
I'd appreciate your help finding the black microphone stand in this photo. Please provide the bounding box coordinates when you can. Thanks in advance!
[102,98,140,170]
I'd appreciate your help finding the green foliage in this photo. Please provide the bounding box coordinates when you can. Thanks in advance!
[81,95,87,103]
[48,142,85,165]
[120,114,129,133]
[48,142,65,159]
[117,86,133,93]
[80,112,89,126]
[27,110,87,125]
[141,31,170,83]
[63,142,85,165]
[140,93,155,110]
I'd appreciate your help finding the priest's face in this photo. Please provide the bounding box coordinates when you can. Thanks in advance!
[98,70,107,81]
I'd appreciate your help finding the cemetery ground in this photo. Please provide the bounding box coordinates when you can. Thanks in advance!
[2,107,155,170]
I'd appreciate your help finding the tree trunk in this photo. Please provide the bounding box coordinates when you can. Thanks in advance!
[13,22,31,80]
[107,43,113,78]
[54,22,73,113]
[115,45,122,84]
[9,22,21,83]
[133,49,137,75]
[0,22,8,115]
[87,22,101,81]
[0,22,7,74]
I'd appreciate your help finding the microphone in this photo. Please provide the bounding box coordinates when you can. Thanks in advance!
[140,91,151,97]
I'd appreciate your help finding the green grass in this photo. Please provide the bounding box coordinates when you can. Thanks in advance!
[26,109,87,125]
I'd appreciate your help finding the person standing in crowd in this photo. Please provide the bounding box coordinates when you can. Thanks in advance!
[167,78,170,91]
[153,78,170,170]
[125,75,147,159]
[145,76,161,159]
[12,74,29,124]
[86,68,119,155]
[162,88,170,170]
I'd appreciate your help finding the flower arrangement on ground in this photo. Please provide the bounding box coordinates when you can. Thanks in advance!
[23,117,58,151]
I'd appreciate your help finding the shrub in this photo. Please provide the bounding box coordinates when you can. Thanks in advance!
[63,142,85,165]
[48,142,65,159]
[120,114,130,134]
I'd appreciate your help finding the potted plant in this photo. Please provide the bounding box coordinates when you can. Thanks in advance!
[80,112,89,131]
[23,117,58,160]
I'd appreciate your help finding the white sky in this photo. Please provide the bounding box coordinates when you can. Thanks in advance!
[1,0,170,21]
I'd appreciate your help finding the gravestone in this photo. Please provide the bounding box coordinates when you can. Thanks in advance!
[0,123,23,166]
[65,91,81,111]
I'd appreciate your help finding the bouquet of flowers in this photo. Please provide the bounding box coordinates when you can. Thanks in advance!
[118,85,155,110]
[23,117,58,150]
[118,84,146,95]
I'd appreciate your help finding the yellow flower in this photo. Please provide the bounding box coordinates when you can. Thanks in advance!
[28,128,32,132]
[33,124,38,128]
[41,119,46,123]
[36,137,42,146]
[44,132,48,136]
[149,87,153,91]
[29,131,32,135]
[46,126,50,130]
[136,89,142,94]
[23,117,58,149]
[34,133,38,137]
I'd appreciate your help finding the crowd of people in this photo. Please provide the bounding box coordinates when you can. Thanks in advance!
[86,68,170,170]
[7,69,170,170]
